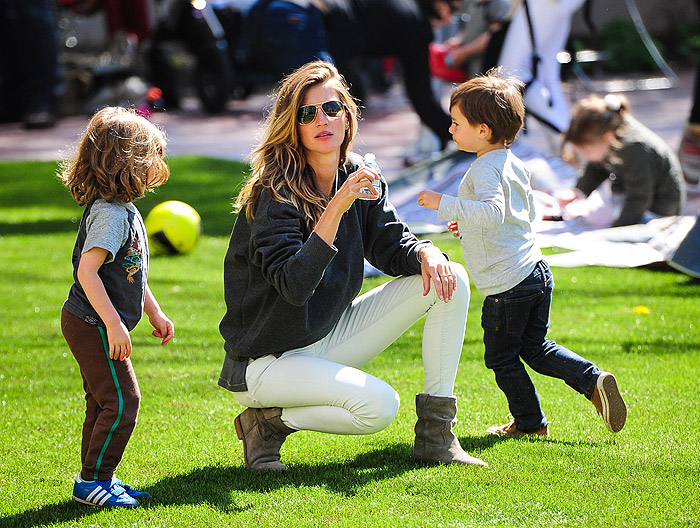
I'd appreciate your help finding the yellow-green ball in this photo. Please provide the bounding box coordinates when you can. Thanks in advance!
[145,200,201,256]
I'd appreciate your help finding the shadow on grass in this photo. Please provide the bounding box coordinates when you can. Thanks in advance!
[0,156,247,238]
[0,440,489,526]
[460,433,607,450]
[1,435,615,527]
[0,219,78,236]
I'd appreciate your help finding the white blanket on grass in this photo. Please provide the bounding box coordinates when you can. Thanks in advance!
[389,142,699,269]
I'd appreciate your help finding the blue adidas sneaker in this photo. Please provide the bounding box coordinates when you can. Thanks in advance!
[112,476,152,501]
[72,474,140,508]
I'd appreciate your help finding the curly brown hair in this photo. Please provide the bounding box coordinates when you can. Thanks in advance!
[564,94,629,146]
[234,60,359,228]
[58,106,169,206]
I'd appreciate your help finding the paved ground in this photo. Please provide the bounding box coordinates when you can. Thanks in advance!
[0,69,694,186]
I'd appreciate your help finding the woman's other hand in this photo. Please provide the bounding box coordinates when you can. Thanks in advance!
[418,245,457,302]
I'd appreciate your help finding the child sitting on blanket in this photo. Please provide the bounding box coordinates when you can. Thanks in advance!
[416,69,627,436]
[558,93,686,227]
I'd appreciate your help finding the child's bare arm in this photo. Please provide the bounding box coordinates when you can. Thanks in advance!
[144,285,174,346]
[77,247,132,360]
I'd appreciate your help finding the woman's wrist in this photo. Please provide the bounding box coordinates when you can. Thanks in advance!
[416,244,433,264]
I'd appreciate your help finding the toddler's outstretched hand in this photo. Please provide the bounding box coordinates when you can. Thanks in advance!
[447,220,460,237]
[417,190,442,210]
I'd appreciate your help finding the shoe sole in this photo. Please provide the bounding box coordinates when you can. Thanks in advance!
[485,426,548,436]
[72,495,139,508]
[597,373,627,433]
[680,163,700,185]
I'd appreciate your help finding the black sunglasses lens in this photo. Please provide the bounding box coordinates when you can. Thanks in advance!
[298,105,318,125]
[298,101,344,124]
[322,100,343,117]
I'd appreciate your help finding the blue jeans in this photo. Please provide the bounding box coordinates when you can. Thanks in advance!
[481,260,600,432]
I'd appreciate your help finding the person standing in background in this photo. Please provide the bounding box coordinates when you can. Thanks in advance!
[678,0,700,185]
[0,0,61,128]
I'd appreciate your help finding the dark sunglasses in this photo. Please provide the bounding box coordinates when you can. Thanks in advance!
[297,100,345,125]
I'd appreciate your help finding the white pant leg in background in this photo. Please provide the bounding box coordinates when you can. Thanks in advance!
[498,0,587,134]
[233,264,470,435]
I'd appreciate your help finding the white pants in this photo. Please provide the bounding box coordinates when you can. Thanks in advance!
[233,264,470,435]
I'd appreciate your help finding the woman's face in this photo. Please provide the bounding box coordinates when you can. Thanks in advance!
[297,82,348,161]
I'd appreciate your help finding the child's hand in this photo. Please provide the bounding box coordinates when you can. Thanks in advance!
[149,311,174,346]
[107,321,132,361]
[447,220,460,237]
[417,190,442,210]
[556,189,580,208]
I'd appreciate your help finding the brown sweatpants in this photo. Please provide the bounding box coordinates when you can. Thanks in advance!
[61,308,141,481]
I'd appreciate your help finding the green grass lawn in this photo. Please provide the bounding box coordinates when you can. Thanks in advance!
[1,158,699,527]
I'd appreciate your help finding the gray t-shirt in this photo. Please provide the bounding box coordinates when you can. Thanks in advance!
[438,148,542,296]
[63,199,149,331]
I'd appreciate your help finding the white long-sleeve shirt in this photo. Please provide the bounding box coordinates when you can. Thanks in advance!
[438,148,542,296]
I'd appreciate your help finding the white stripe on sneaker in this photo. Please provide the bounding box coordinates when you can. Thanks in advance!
[97,491,111,506]
[86,487,102,503]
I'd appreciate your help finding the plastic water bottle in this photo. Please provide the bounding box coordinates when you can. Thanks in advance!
[359,153,382,200]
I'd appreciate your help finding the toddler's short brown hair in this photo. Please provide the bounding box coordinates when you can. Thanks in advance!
[449,68,525,146]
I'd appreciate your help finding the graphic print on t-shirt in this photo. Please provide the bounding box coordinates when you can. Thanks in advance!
[123,237,142,284]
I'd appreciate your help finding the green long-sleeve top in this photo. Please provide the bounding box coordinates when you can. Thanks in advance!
[575,115,685,227]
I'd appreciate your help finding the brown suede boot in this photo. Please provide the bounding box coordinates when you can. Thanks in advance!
[234,407,296,470]
[413,393,488,467]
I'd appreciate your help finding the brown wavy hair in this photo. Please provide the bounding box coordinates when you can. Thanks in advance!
[58,106,169,206]
[449,67,525,146]
[234,60,359,227]
[564,94,629,146]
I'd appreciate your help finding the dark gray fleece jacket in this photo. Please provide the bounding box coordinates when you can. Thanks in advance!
[218,153,431,391]
[575,115,685,227]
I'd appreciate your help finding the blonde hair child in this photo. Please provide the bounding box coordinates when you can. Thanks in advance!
[59,106,174,508]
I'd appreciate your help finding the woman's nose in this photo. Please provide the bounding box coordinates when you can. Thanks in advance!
[315,112,329,125]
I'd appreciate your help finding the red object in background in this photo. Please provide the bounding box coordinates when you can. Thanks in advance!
[429,43,467,83]
[383,56,396,76]
[147,86,163,102]
[58,0,150,42]
[103,0,151,42]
